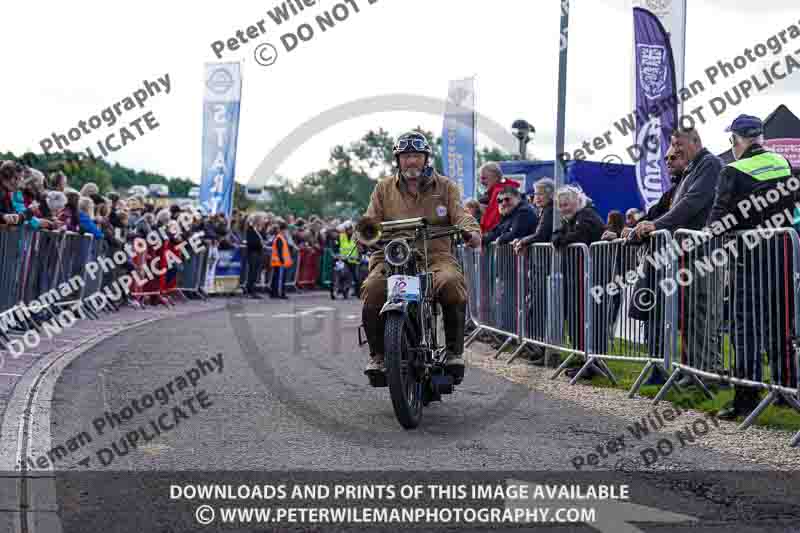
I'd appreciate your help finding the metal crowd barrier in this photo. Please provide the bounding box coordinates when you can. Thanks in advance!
[460,246,480,330]
[586,230,677,396]
[461,231,800,445]
[53,232,94,310]
[82,236,106,315]
[464,243,521,357]
[0,226,37,335]
[319,248,334,289]
[284,250,300,291]
[0,225,213,356]
[654,228,800,436]
[296,247,322,289]
[464,241,614,383]
[506,243,556,362]
[177,246,209,298]
[549,243,618,385]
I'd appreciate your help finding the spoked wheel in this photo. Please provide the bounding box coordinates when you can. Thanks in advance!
[385,312,423,429]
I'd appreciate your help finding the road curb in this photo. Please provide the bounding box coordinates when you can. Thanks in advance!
[0,303,225,472]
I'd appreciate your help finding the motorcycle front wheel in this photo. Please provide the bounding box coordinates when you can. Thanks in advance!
[385,312,423,429]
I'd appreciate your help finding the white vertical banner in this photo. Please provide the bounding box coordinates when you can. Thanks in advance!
[442,78,476,201]
[199,62,242,216]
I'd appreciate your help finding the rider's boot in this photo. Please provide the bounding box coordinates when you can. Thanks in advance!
[443,302,467,385]
[362,306,386,379]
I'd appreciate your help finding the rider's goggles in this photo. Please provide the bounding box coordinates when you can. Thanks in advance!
[396,138,429,153]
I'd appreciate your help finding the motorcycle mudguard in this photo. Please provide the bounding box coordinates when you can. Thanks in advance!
[379,300,407,316]
[380,300,420,344]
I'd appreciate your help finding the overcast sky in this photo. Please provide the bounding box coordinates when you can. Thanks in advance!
[2,0,798,187]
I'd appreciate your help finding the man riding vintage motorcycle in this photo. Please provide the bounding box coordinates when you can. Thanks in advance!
[359,132,481,384]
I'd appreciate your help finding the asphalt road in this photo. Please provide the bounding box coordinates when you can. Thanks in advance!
[11,293,800,532]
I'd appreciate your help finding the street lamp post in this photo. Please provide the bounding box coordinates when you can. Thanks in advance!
[511,119,535,160]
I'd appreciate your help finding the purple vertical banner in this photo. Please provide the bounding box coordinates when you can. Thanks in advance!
[633,7,677,209]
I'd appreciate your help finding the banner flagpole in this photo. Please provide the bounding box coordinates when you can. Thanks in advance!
[554,1,570,234]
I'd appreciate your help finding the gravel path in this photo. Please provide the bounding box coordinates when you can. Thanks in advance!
[466,342,800,471]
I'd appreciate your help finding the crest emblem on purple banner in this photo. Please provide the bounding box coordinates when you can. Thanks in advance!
[637,45,668,100]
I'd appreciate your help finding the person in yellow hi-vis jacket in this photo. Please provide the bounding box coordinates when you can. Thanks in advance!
[707,114,798,420]
[330,221,359,299]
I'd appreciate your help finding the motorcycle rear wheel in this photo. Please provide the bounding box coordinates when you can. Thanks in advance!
[385,313,423,429]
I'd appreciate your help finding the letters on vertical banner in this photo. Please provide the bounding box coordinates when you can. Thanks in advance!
[200,63,242,216]
[442,78,476,201]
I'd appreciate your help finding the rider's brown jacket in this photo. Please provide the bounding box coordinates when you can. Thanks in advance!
[360,171,480,309]
[363,170,480,261]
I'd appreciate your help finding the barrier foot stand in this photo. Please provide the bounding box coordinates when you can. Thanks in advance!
[652,367,682,405]
[596,359,618,386]
[89,300,105,319]
[464,327,483,348]
[628,361,654,398]
[25,314,42,333]
[493,337,513,360]
[791,429,800,447]
[782,393,800,412]
[738,390,776,431]
[506,340,529,365]
[689,373,714,400]
[569,357,595,385]
[551,352,577,380]
[82,301,100,320]
[40,305,59,323]
[106,298,120,313]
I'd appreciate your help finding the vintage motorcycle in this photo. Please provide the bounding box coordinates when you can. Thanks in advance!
[354,216,468,429]
[330,254,354,300]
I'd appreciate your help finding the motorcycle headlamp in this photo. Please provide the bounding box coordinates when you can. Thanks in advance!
[385,239,412,267]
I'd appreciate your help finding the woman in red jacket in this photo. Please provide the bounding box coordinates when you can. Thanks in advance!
[478,162,520,235]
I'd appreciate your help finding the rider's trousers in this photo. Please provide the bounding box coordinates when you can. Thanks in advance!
[361,255,467,357]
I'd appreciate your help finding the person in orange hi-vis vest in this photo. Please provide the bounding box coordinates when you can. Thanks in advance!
[270,219,293,299]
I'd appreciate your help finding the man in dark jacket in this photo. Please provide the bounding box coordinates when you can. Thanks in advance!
[482,187,537,335]
[485,188,538,245]
[245,214,266,299]
[634,128,722,236]
[621,147,689,385]
[708,114,798,419]
[635,128,725,385]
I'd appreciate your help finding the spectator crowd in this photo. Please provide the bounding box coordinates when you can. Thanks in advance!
[471,115,800,421]
[0,158,367,307]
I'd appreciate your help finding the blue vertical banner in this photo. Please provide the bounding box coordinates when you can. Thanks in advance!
[200,62,242,216]
[442,78,476,201]
[633,7,678,210]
